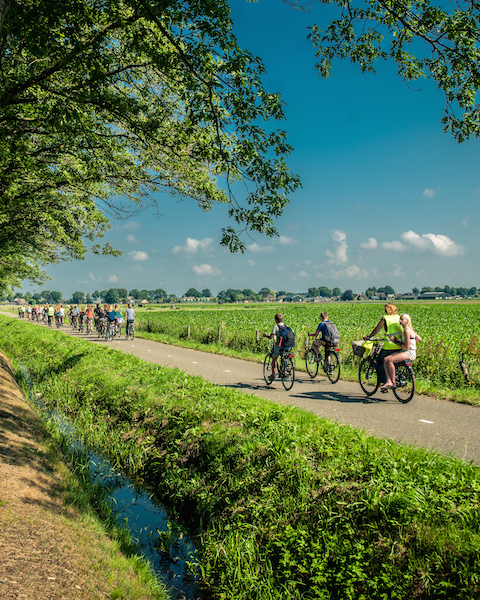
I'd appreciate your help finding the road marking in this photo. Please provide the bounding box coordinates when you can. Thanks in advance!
[193,361,198,364]
[167,355,172,357]
[419,419,434,424]
[225,370,231,372]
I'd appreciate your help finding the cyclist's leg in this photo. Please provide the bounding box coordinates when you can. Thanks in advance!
[376,349,397,384]
[383,351,409,387]
[271,346,280,377]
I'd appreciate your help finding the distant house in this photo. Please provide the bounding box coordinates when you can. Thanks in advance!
[14,298,27,305]
[401,293,418,300]
[354,294,368,301]
[283,294,306,303]
[262,294,276,302]
[376,292,387,300]
[181,295,197,302]
[139,299,149,305]
[418,292,445,300]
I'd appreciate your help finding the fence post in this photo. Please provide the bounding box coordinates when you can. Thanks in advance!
[218,326,221,342]
[256,330,259,343]
[187,324,190,339]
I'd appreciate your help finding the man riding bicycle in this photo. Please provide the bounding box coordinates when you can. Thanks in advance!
[308,312,339,361]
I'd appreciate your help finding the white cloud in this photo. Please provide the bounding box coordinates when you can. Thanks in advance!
[332,265,369,280]
[392,266,405,278]
[89,273,97,281]
[298,270,309,278]
[423,188,436,198]
[192,263,221,276]
[123,221,141,231]
[326,230,348,264]
[172,237,214,257]
[400,230,464,256]
[462,216,469,227]
[108,275,118,283]
[248,260,256,267]
[276,265,286,271]
[128,250,149,262]
[278,235,296,245]
[247,243,274,253]
[125,234,138,243]
[380,240,406,252]
[360,237,378,250]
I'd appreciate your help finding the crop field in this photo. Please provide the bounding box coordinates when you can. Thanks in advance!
[135,302,480,389]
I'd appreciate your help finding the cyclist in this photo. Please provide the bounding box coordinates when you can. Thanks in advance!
[47,304,54,326]
[125,303,135,336]
[70,304,80,328]
[263,313,292,383]
[58,304,65,326]
[106,304,117,337]
[114,304,123,335]
[94,303,102,329]
[382,314,422,390]
[364,303,403,386]
[307,311,337,362]
[79,306,86,330]
[86,305,94,333]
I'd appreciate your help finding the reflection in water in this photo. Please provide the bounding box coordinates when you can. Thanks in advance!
[32,391,203,600]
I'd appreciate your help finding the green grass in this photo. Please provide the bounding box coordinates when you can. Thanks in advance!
[1,316,480,599]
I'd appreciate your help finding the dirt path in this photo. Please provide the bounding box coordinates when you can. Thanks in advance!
[0,350,160,600]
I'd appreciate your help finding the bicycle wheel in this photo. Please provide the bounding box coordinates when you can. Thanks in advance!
[305,348,319,378]
[281,356,295,391]
[359,357,379,396]
[325,350,341,384]
[393,364,415,403]
[263,353,274,385]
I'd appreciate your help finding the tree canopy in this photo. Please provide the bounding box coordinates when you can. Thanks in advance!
[281,0,480,142]
[0,0,299,292]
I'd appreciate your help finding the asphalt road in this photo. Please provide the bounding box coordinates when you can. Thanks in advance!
[8,313,480,465]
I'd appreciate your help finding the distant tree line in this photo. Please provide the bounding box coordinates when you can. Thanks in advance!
[5,283,480,305]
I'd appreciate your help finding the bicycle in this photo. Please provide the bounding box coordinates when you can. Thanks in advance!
[263,344,295,391]
[354,339,415,403]
[86,317,93,335]
[305,336,341,383]
[125,321,135,340]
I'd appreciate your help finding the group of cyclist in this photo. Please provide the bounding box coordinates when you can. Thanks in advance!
[18,302,136,338]
[263,302,420,392]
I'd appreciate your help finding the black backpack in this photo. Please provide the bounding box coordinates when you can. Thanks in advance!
[279,325,295,348]
[323,322,340,347]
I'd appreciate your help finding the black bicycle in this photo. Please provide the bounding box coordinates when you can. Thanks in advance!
[305,335,341,383]
[263,345,295,391]
[355,339,415,403]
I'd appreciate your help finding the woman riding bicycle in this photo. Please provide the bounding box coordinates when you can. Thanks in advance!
[382,314,422,390]
[364,303,403,385]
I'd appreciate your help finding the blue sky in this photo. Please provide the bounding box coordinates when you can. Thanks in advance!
[26,0,480,298]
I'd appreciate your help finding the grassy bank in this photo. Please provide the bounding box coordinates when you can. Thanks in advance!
[0,345,168,600]
[1,316,480,599]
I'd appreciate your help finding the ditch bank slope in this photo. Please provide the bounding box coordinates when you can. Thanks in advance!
[0,350,164,600]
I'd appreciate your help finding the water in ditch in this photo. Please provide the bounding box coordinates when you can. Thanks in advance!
[30,391,205,600]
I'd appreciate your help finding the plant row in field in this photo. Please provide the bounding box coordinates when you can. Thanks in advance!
[2,316,480,600]
[134,303,480,388]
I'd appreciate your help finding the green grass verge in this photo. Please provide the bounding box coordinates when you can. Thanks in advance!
[1,316,480,599]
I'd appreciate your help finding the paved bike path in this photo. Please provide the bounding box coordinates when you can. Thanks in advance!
[7,314,480,465]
